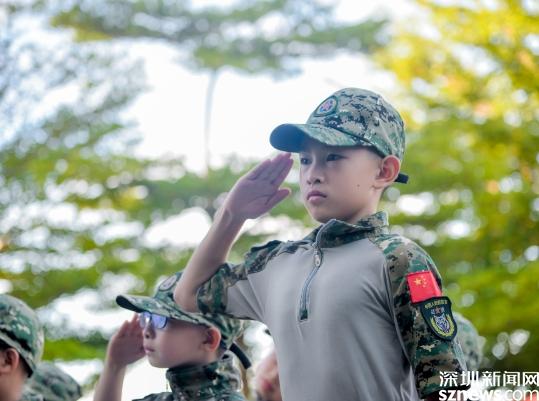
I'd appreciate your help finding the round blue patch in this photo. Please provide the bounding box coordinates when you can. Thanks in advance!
[314,96,337,116]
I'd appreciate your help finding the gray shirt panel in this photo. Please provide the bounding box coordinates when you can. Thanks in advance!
[225,239,420,401]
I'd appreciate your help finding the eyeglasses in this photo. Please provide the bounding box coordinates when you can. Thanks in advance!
[139,311,168,330]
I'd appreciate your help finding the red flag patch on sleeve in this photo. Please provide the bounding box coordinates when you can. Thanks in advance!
[406,271,442,303]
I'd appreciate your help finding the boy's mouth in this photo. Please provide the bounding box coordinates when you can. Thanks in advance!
[307,190,327,201]
[143,345,155,354]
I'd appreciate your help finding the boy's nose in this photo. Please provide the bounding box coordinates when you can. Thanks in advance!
[305,164,324,185]
[142,324,155,338]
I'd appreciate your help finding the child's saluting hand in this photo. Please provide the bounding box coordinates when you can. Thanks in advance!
[222,152,293,221]
[106,314,145,370]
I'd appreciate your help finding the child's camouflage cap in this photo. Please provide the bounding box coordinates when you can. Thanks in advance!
[116,272,244,350]
[21,361,82,401]
[270,87,409,183]
[0,294,44,375]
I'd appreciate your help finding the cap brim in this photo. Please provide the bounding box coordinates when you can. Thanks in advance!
[116,295,205,326]
[270,123,409,184]
[270,123,373,152]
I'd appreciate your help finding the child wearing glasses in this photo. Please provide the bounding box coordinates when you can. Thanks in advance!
[94,272,247,401]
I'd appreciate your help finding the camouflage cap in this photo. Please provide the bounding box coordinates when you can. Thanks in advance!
[21,361,82,401]
[454,312,483,371]
[0,294,44,375]
[270,87,409,183]
[116,272,244,350]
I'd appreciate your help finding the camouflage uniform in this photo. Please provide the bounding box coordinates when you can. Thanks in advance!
[116,273,247,401]
[133,353,245,401]
[454,312,483,371]
[0,294,44,376]
[196,89,467,401]
[21,361,82,401]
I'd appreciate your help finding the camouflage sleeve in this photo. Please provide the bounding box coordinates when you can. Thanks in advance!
[132,392,173,401]
[196,240,283,321]
[20,391,44,401]
[384,237,468,398]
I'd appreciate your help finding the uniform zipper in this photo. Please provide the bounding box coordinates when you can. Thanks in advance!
[298,226,326,322]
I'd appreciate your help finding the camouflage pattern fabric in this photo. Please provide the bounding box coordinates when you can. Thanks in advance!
[116,272,244,350]
[269,88,408,183]
[454,312,483,371]
[0,294,44,375]
[21,361,82,401]
[368,227,468,397]
[198,211,466,399]
[19,393,44,401]
[132,353,246,401]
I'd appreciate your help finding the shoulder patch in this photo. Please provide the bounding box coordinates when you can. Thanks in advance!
[418,296,457,341]
[406,270,442,303]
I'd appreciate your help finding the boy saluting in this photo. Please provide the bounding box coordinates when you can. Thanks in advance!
[94,272,247,401]
[175,88,467,401]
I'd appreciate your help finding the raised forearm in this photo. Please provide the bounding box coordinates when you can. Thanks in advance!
[174,206,245,311]
[93,360,126,401]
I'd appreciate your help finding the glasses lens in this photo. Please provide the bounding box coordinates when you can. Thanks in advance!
[152,314,168,329]
[138,312,167,330]
[139,311,151,328]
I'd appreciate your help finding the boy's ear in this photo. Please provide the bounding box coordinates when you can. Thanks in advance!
[202,327,222,352]
[0,348,21,374]
[375,155,401,188]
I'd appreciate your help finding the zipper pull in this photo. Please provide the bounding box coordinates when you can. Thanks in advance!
[314,248,322,267]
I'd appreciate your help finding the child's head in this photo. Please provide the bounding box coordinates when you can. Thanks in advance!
[0,295,44,401]
[116,273,244,369]
[270,88,407,223]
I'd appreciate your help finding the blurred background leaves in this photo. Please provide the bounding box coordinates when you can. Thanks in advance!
[1,0,538,395]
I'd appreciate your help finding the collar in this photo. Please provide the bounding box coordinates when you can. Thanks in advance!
[302,211,389,248]
[166,354,241,401]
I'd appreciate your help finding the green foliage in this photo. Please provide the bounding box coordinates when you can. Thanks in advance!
[3,0,538,392]
[0,5,308,385]
[51,0,387,75]
[375,0,539,370]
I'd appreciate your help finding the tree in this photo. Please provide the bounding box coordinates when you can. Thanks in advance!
[51,0,388,171]
[373,0,539,371]
[1,0,148,361]
[0,3,306,393]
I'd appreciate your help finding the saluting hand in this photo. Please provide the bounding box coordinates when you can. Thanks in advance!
[106,314,145,369]
[222,153,293,221]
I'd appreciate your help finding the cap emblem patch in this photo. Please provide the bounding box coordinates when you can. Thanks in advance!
[158,275,178,291]
[314,96,337,116]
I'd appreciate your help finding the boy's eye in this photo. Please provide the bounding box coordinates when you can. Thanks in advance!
[299,157,311,165]
[327,154,342,161]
